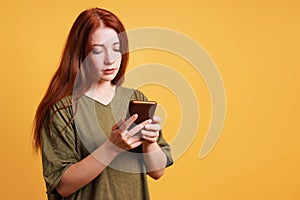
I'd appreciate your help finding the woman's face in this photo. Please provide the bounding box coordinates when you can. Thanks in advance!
[88,27,122,83]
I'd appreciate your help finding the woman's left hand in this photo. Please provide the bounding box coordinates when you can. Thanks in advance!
[141,116,161,143]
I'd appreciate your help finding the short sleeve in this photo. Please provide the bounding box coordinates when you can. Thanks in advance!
[131,89,148,101]
[156,132,173,167]
[132,89,173,167]
[42,97,81,195]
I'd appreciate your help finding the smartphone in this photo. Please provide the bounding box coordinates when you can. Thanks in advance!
[128,100,157,124]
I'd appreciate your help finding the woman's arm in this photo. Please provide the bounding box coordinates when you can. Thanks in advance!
[143,141,167,180]
[56,141,119,197]
[56,115,151,197]
[141,116,168,180]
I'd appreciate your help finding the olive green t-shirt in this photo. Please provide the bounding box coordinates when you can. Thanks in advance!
[42,87,173,200]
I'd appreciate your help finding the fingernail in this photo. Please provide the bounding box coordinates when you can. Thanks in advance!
[145,124,150,129]
[147,119,152,123]
[133,114,138,118]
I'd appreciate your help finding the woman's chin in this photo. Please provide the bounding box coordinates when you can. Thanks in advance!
[99,74,117,82]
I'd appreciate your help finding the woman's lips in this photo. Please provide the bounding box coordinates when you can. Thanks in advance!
[102,68,116,75]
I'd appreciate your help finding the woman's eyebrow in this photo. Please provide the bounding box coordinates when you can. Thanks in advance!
[92,42,120,47]
[92,44,105,47]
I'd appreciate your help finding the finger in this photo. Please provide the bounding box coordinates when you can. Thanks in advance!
[111,128,123,137]
[112,118,125,131]
[141,130,159,138]
[127,119,152,136]
[142,135,158,143]
[129,140,144,149]
[126,135,142,145]
[120,114,138,131]
[119,135,143,150]
[121,130,128,137]
[144,123,161,131]
[152,115,161,123]
[141,118,152,126]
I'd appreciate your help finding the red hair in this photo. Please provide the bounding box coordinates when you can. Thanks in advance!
[32,8,129,152]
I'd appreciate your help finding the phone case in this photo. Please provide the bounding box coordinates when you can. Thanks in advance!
[129,100,157,124]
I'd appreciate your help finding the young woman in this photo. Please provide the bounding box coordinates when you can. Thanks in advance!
[33,7,172,200]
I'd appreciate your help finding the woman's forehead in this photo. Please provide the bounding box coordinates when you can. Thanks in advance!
[91,27,119,45]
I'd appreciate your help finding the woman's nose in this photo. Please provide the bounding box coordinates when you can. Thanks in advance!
[104,49,117,66]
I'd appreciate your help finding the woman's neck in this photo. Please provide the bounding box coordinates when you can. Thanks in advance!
[85,81,116,105]
[97,81,115,91]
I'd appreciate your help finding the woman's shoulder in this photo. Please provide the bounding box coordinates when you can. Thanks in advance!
[44,96,74,130]
[52,96,72,109]
[50,95,73,117]
[118,86,148,101]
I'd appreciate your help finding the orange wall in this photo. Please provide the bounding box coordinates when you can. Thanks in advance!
[0,0,299,199]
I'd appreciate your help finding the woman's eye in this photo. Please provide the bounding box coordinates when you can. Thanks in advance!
[92,50,103,54]
[92,48,104,54]
[113,44,121,52]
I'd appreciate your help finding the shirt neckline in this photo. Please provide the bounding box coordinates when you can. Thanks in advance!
[83,86,120,107]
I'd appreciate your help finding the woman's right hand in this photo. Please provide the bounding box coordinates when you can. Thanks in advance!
[109,114,152,152]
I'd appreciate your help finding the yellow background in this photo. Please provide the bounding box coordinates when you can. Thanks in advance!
[0,0,299,199]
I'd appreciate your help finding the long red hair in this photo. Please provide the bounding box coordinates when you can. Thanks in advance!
[32,8,129,152]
